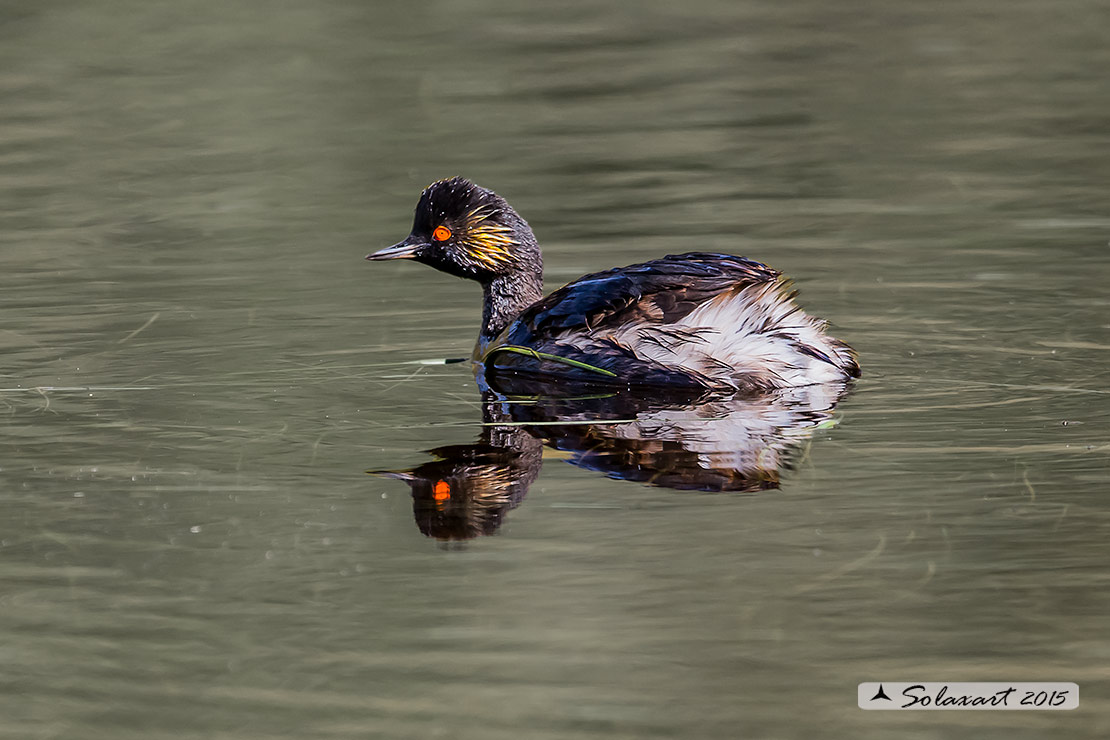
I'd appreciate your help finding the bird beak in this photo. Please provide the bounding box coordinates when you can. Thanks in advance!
[367,236,425,261]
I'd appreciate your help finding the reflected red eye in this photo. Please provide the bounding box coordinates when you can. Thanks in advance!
[433,480,451,501]
[432,226,452,242]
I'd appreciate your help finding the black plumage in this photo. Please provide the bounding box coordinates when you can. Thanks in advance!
[369,178,859,392]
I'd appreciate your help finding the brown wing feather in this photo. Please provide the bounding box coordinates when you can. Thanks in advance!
[482,253,780,390]
[500,253,778,347]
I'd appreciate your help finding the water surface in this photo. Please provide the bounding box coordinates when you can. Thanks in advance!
[1,1,1108,738]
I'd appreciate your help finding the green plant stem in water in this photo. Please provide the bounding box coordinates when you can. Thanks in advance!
[482,345,618,378]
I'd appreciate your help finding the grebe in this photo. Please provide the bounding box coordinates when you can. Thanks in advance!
[369,177,859,392]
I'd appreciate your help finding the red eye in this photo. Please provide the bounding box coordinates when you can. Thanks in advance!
[433,480,451,501]
[432,225,452,242]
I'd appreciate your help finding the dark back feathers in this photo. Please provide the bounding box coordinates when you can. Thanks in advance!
[501,252,778,347]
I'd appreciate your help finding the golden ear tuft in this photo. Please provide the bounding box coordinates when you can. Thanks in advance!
[463,207,517,269]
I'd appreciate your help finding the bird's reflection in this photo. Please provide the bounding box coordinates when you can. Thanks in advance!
[371,375,852,542]
[374,417,542,542]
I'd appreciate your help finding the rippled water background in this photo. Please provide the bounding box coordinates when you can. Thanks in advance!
[2,1,1108,737]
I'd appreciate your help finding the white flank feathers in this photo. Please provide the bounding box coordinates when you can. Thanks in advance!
[609,278,856,389]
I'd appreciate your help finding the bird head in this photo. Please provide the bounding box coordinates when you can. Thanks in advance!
[368,177,541,282]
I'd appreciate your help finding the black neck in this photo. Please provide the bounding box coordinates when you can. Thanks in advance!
[480,269,543,345]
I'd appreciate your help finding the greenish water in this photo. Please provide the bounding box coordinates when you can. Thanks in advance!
[2,1,1108,738]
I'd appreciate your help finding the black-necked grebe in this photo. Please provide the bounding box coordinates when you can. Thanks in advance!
[369,177,859,391]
